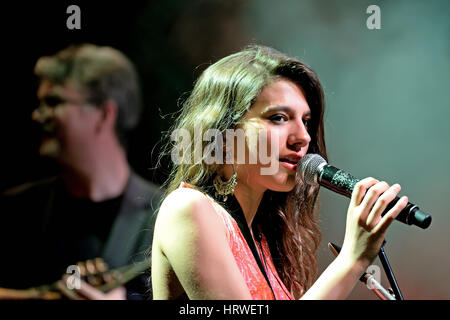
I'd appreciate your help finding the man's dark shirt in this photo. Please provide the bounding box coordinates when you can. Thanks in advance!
[0,173,162,299]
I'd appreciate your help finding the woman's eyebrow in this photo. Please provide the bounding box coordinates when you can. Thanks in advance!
[262,105,311,117]
[263,106,291,113]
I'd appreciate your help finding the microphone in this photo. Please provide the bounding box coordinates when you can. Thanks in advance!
[298,154,432,229]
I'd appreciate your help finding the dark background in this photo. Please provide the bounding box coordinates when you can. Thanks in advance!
[1,0,252,190]
[2,1,201,189]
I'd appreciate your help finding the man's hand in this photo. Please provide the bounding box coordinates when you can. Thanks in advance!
[58,275,126,300]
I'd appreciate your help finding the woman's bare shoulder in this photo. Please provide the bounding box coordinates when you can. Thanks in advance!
[158,187,213,217]
[153,187,251,299]
[155,187,224,241]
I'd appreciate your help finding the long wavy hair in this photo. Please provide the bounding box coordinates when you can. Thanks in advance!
[159,45,328,298]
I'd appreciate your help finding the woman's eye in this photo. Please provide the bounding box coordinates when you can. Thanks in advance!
[303,119,310,127]
[269,114,288,123]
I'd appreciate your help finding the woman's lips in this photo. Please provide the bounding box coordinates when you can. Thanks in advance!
[279,159,298,171]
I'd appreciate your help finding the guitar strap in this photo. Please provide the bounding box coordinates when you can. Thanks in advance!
[102,172,156,269]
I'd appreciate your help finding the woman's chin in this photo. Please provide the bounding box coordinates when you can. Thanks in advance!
[265,176,296,193]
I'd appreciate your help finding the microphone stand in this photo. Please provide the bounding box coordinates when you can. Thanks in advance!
[378,240,404,300]
[328,242,400,300]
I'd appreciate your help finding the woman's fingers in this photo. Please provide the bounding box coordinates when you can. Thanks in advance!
[365,183,402,228]
[351,179,406,231]
[344,177,409,266]
[358,180,390,222]
[374,196,408,235]
[350,177,379,207]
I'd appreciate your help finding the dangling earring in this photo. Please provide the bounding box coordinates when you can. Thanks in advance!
[213,165,237,202]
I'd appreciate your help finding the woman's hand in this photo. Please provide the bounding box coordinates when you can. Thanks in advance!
[301,177,409,300]
[340,177,409,271]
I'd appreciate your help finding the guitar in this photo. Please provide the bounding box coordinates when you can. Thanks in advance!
[0,257,150,300]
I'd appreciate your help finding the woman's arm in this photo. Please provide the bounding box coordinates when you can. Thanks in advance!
[153,188,252,299]
[301,177,408,300]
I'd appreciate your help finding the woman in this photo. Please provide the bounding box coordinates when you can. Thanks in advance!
[151,45,408,300]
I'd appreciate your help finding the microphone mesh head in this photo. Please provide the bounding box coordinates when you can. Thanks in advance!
[297,154,327,185]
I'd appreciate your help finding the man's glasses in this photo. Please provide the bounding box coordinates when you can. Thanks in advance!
[40,95,76,108]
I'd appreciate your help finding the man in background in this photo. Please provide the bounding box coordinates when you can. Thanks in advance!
[0,44,162,300]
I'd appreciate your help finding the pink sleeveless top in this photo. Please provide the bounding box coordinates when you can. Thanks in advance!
[179,182,294,300]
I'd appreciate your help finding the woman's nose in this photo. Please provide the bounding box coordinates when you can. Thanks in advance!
[287,120,311,150]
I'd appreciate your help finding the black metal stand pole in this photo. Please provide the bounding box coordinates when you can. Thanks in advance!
[378,240,404,300]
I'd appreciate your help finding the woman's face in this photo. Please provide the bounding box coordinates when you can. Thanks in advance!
[234,78,311,192]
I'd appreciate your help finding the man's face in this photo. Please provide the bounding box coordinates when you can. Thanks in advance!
[32,80,102,163]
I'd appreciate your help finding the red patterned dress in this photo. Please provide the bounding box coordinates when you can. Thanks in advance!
[179,182,294,300]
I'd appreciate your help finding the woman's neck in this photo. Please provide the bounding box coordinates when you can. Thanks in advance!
[222,164,266,228]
